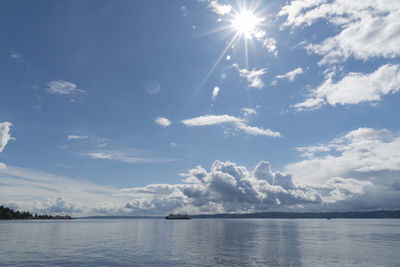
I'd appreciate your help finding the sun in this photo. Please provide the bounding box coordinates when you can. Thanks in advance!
[231,10,262,38]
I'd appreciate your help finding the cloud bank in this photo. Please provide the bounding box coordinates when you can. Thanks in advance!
[286,127,400,186]
[2,126,400,216]
[120,160,322,215]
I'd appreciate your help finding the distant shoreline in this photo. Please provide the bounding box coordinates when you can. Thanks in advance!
[0,205,73,220]
[191,210,400,219]
[78,210,400,220]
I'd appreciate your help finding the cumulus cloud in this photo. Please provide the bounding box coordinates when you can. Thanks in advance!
[41,196,79,213]
[233,64,267,89]
[294,64,400,110]
[285,127,400,186]
[0,122,12,153]
[182,114,281,137]
[120,159,395,214]
[155,116,171,127]
[120,160,321,214]
[276,67,304,82]
[67,135,88,140]
[46,80,87,101]
[208,0,232,15]
[279,0,400,64]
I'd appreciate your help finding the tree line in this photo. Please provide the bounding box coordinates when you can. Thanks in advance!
[0,205,72,220]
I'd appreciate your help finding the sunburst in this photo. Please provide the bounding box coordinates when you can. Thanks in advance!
[231,10,263,39]
[183,1,266,111]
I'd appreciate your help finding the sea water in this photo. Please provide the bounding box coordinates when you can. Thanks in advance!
[0,219,399,266]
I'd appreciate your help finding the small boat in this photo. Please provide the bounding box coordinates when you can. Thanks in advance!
[165,213,192,220]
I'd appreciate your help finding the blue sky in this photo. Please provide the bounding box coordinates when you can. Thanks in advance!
[1,0,400,215]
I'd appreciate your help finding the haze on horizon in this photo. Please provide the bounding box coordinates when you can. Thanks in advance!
[1,0,400,216]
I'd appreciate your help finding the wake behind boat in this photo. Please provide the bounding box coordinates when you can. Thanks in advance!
[165,213,192,220]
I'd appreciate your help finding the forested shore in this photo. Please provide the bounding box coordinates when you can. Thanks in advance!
[0,205,72,220]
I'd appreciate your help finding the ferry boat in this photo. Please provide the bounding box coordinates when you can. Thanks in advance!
[165,213,192,220]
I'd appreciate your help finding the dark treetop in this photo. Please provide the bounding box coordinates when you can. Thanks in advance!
[0,205,72,220]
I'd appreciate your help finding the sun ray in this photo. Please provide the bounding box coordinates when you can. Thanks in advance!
[182,1,266,113]
[192,25,233,38]
[244,35,249,69]
[182,32,240,113]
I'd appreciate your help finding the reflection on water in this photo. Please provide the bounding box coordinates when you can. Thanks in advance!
[0,219,399,266]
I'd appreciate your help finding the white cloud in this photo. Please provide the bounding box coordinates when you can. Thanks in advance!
[0,122,12,153]
[241,108,257,116]
[67,135,88,140]
[182,114,281,138]
[88,151,149,163]
[0,162,6,170]
[46,80,87,101]
[235,122,281,138]
[321,177,373,203]
[294,64,400,110]
[182,114,241,126]
[263,38,278,56]
[208,0,232,15]
[155,116,171,127]
[233,64,267,89]
[276,67,304,82]
[211,86,220,102]
[279,0,400,64]
[87,150,176,164]
[254,30,266,39]
[120,160,321,214]
[88,152,112,159]
[285,127,400,186]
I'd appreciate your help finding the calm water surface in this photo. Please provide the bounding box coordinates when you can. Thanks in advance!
[0,219,399,266]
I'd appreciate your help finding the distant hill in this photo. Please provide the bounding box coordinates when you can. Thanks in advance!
[0,205,73,220]
[192,210,400,219]
[81,215,163,219]
[79,210,400,219]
